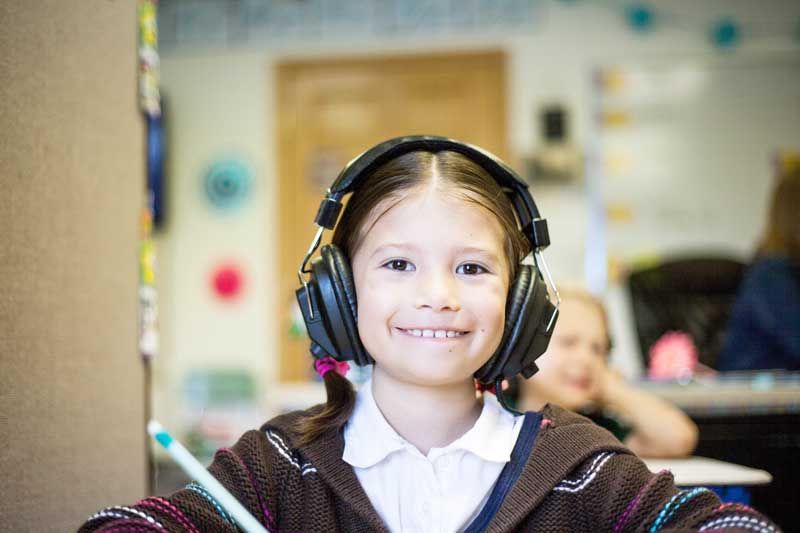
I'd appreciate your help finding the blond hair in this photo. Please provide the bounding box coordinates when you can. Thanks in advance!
[556,285,613,354]
[758,168,800,263]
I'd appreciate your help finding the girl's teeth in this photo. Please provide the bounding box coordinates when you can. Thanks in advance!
[403,328,464,338]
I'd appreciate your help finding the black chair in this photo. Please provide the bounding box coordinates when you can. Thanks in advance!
[626,256,746,370]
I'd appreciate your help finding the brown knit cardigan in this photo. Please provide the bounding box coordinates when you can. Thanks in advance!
[78,404,780,532]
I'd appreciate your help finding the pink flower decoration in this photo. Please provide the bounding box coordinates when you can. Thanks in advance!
[648,331,698,380]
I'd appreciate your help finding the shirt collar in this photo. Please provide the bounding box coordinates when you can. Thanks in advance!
[343,379,406,468]
[342,380,520,468]
[445,392,520,463]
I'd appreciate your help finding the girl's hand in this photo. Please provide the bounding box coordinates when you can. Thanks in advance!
[595,365,627,408]
[594,366,698,457]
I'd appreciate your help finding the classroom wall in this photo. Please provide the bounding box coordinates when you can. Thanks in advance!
[0,2,146,530]
[154,0,800,433]
[153,51,274,436]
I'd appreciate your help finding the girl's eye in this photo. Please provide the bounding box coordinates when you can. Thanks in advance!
[382,259,415,272]
[591,343,608,357]
[556,335,578,348]
[456,263,488,275]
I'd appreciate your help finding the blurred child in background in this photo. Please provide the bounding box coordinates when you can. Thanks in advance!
[718,167,800,371]
[518,287,698,457]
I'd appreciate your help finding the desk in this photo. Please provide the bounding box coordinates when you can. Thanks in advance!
[642,456,772,487]
[637,373,800,417]
[639,374,799,530]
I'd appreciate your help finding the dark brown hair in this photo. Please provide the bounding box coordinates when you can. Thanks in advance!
[296,150,530,445]
[758,167,800,264]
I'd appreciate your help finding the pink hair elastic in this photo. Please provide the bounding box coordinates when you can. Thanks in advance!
[314,356,350,378]
[475,381,496,394]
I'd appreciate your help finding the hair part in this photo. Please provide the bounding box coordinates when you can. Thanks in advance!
[296,149,530,443]
[335,150,529,283]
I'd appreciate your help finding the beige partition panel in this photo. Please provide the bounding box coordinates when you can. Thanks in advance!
[0,2,146,530]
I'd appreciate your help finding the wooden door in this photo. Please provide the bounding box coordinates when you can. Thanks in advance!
[276,50,508,382]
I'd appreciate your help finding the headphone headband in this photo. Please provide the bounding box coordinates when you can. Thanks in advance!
[314,135,550,252]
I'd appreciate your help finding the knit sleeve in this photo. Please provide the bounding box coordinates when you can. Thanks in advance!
[569,452,780,533]
[77,429,282,532]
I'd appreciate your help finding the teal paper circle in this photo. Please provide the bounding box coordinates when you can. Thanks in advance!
[626,5,654,32]
[204,159,252,211]
[711,18,740,49]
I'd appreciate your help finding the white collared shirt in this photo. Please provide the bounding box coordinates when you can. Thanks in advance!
[342,380,525,533]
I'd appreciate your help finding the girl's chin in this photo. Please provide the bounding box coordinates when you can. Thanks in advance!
[406,365,478,386]
[557,389,596,411]
[374,362,477,388]
[555,400,588,412]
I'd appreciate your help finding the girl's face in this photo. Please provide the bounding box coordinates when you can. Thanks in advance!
[524,297,608,411]
[351,187,510,388]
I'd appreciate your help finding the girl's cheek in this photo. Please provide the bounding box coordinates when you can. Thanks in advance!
[539,353,560,374]
[462,277,507,303]
[361,268,403,291]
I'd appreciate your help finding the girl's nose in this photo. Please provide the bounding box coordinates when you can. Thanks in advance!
[413,270,461,312]
[572,343,597,366]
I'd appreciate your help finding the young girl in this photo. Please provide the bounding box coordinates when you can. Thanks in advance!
[517,287,699,458]
[80,136,777,532]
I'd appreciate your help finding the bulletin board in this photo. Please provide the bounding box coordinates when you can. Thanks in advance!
[586,53,800,291]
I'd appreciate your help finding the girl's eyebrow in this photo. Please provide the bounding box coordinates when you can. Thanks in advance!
[453,246,503,264]
[368,242,419,259]
[369,243,502,264]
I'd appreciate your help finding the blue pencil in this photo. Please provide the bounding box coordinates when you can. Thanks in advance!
[147,420,270,533]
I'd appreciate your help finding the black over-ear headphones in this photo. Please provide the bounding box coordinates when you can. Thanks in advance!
[296,135,560,388]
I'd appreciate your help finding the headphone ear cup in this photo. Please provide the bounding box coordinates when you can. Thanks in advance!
[475,265,555,383]
[475,265,533,382]
[319,244,371,366]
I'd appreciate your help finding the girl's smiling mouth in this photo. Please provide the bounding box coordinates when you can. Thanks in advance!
[394,327,470,339]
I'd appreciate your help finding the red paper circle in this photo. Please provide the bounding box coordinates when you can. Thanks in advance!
[211,264,243,300]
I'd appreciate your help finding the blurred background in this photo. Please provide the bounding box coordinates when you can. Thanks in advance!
[2,0,799,530]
